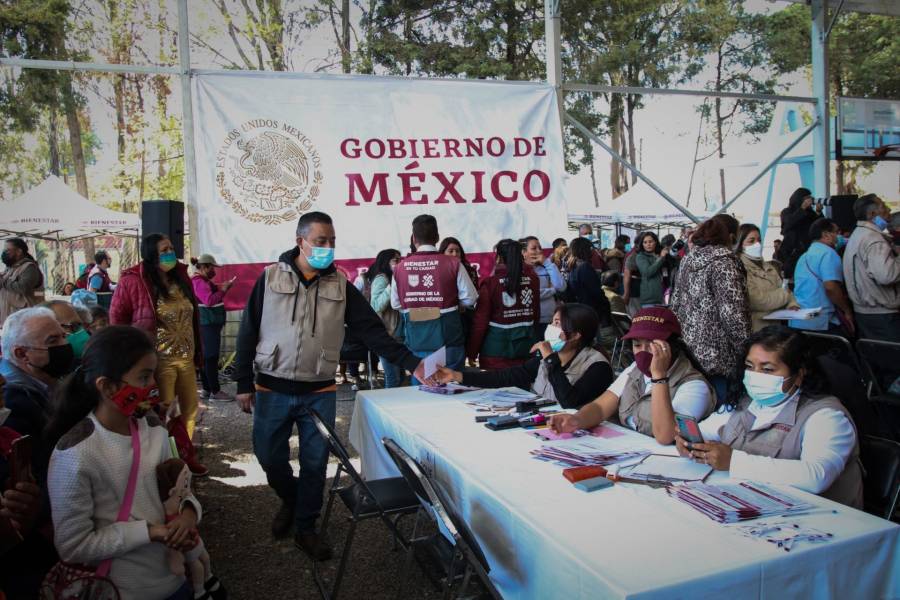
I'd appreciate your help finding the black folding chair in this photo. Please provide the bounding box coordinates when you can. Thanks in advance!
[856,339,900,399]
[308,410,420,599]
[381,438,501,600]
[800,331,863,375]
[860,434,900,522]
[609,311,632,372]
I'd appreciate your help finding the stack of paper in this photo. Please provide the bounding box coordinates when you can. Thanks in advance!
[667,481,814,523]
[465,387,539,410]
[530,435,652,467]
[621,455,712,483]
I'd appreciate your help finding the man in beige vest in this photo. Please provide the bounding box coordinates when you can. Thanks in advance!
[0,238,44,328]
[233,211,429,561]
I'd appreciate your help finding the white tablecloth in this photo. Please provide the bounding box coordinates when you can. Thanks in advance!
[349,387,900,600]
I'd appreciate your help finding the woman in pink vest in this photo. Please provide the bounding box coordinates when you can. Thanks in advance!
[467,239,540,369]
[677,325,863,508]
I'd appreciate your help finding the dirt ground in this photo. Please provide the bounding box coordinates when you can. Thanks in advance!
[192,381,443,600]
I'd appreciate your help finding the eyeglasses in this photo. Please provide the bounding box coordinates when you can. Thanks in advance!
[59,322,83,334]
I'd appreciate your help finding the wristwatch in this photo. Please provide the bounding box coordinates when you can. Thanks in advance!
[650,376,670,384]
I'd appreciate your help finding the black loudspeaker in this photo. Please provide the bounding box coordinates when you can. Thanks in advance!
[830,195,858,233]
[141,200,185,258]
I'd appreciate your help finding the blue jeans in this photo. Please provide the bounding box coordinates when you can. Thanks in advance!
[379,356,404,388]
[252,391,336,532]
[410,345,465,385]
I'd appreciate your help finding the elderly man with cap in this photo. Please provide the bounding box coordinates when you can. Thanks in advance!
[549,307,714,444]
[191,253,236,401]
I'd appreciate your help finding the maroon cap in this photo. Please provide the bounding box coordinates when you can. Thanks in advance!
[623,307,681,341]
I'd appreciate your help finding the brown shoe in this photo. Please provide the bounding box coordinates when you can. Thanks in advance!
[294,531,333,561]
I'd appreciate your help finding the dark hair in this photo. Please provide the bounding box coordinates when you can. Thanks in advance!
[5,237,34,260]
[412,214,439,245]
[690,218,732,248]
[438,237,469,263]
[788,187,812,210]
[520,236,540,248]
[601,270,621,288]
[557,303,599,350]
[615,235,630,248]
[568,237,594,262]
[735,223,761,255]
[494,239,525,295]
[661,234,676,247]
[853,194,881,221]
[551,238,567,249]
[94,251,110,265]
[62,281,75,291]
[725,325,826,409]
[712,214,739,237]
[296,211,333,238]
[364,248,400,284]
[45,326,156,450]
[140,233,192,300]
[809,217,837,241]
[89,305,109,321]
[636,231,661,255]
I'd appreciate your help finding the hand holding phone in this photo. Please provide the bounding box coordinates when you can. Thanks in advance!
[674,414,703,445]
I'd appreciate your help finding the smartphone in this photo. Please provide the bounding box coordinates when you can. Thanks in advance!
[674,414,704,444]
[9,435,35,486]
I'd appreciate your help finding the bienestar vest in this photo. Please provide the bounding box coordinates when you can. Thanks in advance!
[254,263,348,382]
[393,251,464,351]
[719,394,863,508]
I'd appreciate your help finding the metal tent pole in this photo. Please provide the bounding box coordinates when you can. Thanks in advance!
[811,0,831,200]
[544,0,564,137]
[177,0,199,259]
[565,113,701,224]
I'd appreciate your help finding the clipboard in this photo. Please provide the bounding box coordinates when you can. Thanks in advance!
[619,453,713,485]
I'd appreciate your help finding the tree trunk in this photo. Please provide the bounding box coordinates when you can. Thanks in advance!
[715,47,726,205]
[609,93,625,199]
[504,0,518,79]
[263,0,286,71]
[626,95,637,186]
[619,115,629,193]
[62,76,95,262]
[341,0,351,73]
[589,151,600,208]
[48,108,60,176]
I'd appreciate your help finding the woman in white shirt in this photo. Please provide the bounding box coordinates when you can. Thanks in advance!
[677,325,863,508]
[549,307,714,444]
[45,326,220,600]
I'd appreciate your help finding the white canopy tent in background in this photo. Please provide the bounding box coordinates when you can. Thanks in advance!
[0,175,140,241]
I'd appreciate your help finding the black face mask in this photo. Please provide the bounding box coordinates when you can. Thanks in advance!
[1,250,14,267]
[32,344,76,379]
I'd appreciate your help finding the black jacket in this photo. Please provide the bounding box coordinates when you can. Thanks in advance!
[780,192,820,277]
[461,349,613,409]
[566,261,612,326]
[234,248,420,395]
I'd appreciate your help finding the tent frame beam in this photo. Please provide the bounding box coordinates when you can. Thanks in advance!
[562,83,817,105]
[711,118,820,218]
[565,113,702,224]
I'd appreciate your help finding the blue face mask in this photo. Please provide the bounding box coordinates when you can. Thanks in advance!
[743,370,795,407]
[836,235,847,251]
[159,251,177,272]
[874,215,889,231]
[304,244,335,270]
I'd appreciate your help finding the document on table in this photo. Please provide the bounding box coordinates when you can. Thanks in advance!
[623,454,712,482]
[422,346,446,379]
[764,307,821,321]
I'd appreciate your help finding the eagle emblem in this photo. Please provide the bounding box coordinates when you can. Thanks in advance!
[216,122,323,225]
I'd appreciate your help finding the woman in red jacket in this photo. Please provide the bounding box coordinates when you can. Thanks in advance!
[110,233,206,475]
[467,239,540,369]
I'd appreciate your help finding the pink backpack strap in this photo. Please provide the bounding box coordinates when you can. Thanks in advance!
[96,418,141,579]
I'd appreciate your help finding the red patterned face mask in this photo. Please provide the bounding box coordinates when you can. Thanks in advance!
[111,383,160,417]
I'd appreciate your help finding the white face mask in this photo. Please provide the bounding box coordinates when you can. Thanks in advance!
[544,324,566,353]
[744,242,763,259]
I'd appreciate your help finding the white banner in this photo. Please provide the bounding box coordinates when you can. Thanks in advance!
[192,71,568,267]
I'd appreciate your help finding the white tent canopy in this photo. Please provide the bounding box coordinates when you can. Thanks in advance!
[568,182,713,227]
[0,176,140,241]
